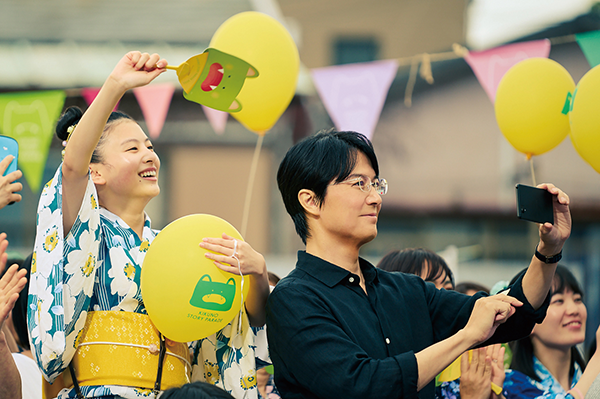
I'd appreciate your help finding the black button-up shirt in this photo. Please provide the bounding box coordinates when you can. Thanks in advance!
[266,251,549,399]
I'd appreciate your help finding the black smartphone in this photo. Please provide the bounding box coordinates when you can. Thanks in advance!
[516,184,554,224]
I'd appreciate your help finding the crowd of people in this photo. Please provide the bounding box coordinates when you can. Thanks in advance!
[1,51,600,399]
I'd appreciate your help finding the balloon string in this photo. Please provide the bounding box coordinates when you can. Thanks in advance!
[232,252,244,334]
[529,157,537,186]
[241,134,264,238]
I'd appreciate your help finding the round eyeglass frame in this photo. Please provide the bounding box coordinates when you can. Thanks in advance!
[340,176,388,195]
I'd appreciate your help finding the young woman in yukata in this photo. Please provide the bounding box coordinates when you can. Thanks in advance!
[503,265,600,399]
[27,52,270,399]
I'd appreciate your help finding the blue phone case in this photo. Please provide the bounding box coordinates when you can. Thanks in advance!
[0,136,18,177]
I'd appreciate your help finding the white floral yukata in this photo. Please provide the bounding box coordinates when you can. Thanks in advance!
[28,166,268,399]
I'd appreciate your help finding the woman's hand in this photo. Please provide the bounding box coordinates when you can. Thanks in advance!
[200,233,266,277]
[460,348,493,399]
[459,344,506,399]
[0,156,22,209]
[108,51,167,93]
[0,233,27,331]
[489,344,506,399]
[200,233,270,327]
[536,183,571,256]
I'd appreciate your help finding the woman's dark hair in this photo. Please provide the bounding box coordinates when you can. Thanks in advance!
[509,265,586,381]
[455,281,490,295]
[277,129,379,244]
[56,106,134,163]
[377,248,455,289]
[160,381,235,399]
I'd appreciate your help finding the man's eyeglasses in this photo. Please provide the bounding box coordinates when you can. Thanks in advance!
[337,176,388,195]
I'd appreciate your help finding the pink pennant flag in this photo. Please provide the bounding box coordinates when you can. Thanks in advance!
[133,84,175,139]
[202,105,228,135]
[465,39,551,103]
[81,87,120,111]
[310,60,398,140]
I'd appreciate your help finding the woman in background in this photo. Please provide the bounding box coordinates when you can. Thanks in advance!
[504,265,600,399]
[377,247,454,290]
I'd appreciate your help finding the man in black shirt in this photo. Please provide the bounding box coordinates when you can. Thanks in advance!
[267,130,571,399]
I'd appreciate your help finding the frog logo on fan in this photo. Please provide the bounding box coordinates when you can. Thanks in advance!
[175,48,258,112]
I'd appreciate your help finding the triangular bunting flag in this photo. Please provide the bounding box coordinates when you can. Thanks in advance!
[133,84,175,139]
[464,39,551,102]
[576,30,600,67]
[202,105,228,135]
[81,87,119,111]
[310,59,398,140]
[0,91,66,192]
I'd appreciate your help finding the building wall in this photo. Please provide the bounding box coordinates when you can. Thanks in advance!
[166,145,273,255]
[280,0,468,67]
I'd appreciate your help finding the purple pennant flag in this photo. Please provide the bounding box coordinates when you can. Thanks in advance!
[311,60,398,140]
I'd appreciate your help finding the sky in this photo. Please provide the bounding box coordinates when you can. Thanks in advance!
[466,0,594,50]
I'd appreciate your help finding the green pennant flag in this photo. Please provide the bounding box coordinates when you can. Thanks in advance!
[576,30,600,68]
[0,91,66,192]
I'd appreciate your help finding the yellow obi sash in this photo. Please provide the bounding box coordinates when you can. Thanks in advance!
[71,310,191,390]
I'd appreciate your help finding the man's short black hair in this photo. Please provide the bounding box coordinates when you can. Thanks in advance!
[277,129,379,244]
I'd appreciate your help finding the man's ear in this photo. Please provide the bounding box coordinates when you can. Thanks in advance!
[298,189,320,216]
[90,166,106,186]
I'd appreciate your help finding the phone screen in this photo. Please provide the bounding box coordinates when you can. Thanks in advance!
[0,136,18,177]
[516,184,554,224]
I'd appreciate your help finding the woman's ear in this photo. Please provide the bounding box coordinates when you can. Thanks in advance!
[298,189,320,216]
[90,166,106,186]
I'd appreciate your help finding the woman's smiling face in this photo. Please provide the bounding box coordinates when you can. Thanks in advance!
[91,120,160,201]
[532,287,587,350]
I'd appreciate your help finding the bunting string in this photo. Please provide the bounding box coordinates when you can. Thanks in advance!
[396,32,581,107]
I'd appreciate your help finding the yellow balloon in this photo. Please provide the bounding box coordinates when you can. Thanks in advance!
[210,12,300,135]
[494,58,575,158]
[569,65,600,173]
[141,214,250,342]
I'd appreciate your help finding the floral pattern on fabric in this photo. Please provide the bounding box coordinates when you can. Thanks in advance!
[28,165,268,399]
[503,356,581,399]
[437,378,460,399]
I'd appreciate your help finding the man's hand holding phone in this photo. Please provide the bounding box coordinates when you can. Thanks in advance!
[516,184,554,224]
[516,183,571,260]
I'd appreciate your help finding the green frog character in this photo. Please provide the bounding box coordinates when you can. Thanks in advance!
[175,48,259,112]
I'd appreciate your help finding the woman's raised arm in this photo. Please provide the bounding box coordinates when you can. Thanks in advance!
[61,52,166,233]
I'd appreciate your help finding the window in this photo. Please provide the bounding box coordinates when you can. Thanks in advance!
[333,37,379,65]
